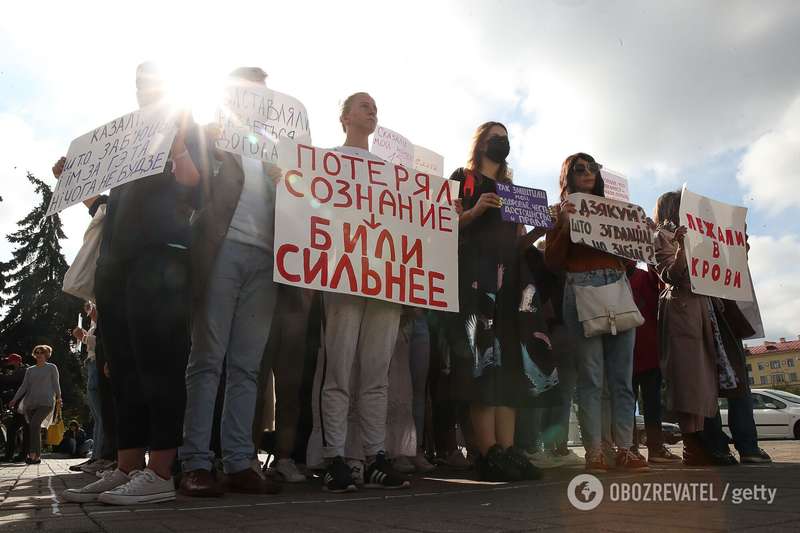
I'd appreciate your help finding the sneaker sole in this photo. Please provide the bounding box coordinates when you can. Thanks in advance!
[98,491,176,505]
[322,484,358,493]
[364,481,411,489]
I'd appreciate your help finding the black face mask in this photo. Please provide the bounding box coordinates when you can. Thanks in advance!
[485,135,510,163]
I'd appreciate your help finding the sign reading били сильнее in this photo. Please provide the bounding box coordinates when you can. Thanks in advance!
[273,143,460,311]
[679,186,753,301]
[568,192,654,264]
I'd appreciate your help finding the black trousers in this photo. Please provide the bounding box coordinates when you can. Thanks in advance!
[3,412,29,459]
[93,325,117,460]
[95,246,191,451]
[632,367,663,451]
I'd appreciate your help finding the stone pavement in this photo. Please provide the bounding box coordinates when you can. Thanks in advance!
[1,442,799,532]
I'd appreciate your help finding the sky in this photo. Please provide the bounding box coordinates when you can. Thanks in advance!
[1,0,799,343]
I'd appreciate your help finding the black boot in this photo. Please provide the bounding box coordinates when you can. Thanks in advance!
[682,433,711,466]
[477,445,520,482]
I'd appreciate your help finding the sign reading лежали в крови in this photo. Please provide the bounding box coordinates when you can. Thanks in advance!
[679,186,753,302]
[46,105,178,216]
[273,142,460,312]
[567,192,655,264]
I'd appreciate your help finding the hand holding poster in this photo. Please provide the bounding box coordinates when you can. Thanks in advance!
[678,186,753,301]
[568,193,655,264]
[273,143,460,311]
[371,125,414,168]
[46,106,178,216]
[216,85,311,162]
[600,168,630,202]
[495,182,553,228]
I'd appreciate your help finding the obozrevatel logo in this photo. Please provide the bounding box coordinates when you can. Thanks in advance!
[567,474,604,511]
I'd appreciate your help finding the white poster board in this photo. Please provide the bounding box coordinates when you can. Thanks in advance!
[600,168,630,202]
[679,186,753,301]
[371,125,414,168]
[413,145,445,177]
[737,271,765,339]
[46,106,178,216]
[273,143,460,311]
[216,85,311,162]
[568,192,654,264]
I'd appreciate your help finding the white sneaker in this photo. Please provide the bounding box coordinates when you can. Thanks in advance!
[346,459,364,487]
[82,459,115,474]
[97,468,175,506]
[553,448,584,467]
[409,453,435,474]
[392,456,416,474]
[523,449,560,469]
[63,469,133,503]
[270,458,306,483]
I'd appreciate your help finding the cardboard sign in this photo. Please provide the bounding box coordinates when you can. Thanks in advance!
[46,106,178,216]
[217,85,311,161]
[273,143,460,311]
[371,125,413,168]
[679,186,753,301]
[413,145,444,177]
[495,182,553,228]
[600,168,630,202]
[737,271,764,339]
[568,192,654,264]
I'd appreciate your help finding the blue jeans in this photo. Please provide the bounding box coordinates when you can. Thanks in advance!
[563,269,636,452]
[180,239,277,474]
[704,389,759,455]
[86,361,103,461]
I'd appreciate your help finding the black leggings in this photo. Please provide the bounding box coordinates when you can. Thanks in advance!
[95,247,191,451]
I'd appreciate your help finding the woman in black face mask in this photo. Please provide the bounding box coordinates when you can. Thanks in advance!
[443,122,557,482]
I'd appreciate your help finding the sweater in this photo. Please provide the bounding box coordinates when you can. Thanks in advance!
[11,363,61,408]
[544,217,622,273]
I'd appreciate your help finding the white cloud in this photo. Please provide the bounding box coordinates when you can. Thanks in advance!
[747,235,800,341]
[736,97,800,214]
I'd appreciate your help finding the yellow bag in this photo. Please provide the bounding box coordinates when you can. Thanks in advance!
[46,406,65,446]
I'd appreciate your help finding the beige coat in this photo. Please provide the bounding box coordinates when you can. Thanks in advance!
[654,229,747,419]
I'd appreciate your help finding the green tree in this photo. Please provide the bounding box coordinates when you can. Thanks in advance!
[0,173,84,417]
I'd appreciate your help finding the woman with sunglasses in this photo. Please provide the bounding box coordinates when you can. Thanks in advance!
[451,122,557,482]
[9,345,62,464]
[544,153,648,474]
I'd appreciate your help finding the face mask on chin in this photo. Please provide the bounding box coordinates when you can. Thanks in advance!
[485,135,510,163]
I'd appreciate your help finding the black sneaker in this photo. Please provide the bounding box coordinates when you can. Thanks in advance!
[323,456,357,493]
[740,448,772,464]
[647,446,682,464]
[477,444,521,482]
[504,447,543,480]
[364,452,411,489]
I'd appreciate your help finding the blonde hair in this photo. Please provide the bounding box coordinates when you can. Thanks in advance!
[32,345,53,359]
[339,92,371,133]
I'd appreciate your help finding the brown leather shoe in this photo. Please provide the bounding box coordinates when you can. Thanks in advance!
[179,469,224,497]
[227,468,282,495]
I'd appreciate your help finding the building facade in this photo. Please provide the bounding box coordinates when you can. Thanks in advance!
[745,337,800,387]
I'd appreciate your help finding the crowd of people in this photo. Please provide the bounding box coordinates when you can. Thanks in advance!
[2,61,773,507]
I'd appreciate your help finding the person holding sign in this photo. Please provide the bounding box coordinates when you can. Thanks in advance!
[544,152,648,474]
[179,66,282,497]
[310,92,409,492]
[652,191,763,466]
[451,122,556,482]
[62,62,202,506]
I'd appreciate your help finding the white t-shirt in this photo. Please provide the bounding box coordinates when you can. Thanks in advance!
[225,157,275,252]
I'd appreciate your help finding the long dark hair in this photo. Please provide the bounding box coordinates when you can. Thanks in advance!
[654,190,682,227]
[558,152,604,200]
[466,121,511,182]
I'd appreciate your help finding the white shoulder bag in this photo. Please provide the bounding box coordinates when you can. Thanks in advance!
[573,276,644,337]
[62,204,106,302]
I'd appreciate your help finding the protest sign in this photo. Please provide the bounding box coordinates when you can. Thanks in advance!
[679,186,753,301]
[217,85,311,162]
[46,106,178,216]
[413,145,445,177]
[568,192,654,264]
[371,125,414,168]
[600,168,630,202]
[273,143,460,311]
[737,272,765,339]
[495,182,553,228]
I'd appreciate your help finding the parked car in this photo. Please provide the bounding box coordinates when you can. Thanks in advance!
[719,389,800,440]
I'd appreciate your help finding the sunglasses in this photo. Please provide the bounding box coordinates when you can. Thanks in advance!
[572,162,602,175]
